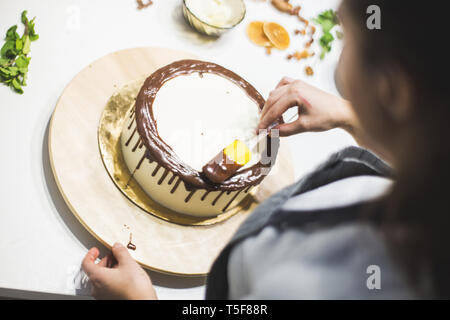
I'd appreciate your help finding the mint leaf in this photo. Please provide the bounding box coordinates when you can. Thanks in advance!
[15,38,23,51]
[11,77,23,94]
[321,32,334,44]
[21,10,28,24]
[21,73,27,86]
[28,17,38,39]
[321,20,335,33]
[18,67,28,74]
[315,9,339,25]
[6,25,19,40]
[1,40,16,58]
[0,66,12,75]
[0,57,9,66]
[8,66,19,76]
[15,55,29,68]
[22,35,30,54]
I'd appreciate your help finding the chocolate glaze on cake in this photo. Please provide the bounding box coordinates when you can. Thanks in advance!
[134,59,282,191]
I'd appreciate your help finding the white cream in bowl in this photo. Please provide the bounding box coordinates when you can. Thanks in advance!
[185,0,245,28]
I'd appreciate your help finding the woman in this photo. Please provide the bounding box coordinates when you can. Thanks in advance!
[82,0,449,299]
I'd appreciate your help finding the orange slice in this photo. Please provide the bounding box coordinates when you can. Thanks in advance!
[247,21,272,47]
[263,22,290,50]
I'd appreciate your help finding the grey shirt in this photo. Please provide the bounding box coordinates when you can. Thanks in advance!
[227,176,426,299]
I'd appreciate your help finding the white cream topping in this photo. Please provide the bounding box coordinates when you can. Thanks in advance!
[185,0,244,28]
[152,72,260,172]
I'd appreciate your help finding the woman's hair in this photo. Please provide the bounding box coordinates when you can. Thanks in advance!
[344,0,450,298]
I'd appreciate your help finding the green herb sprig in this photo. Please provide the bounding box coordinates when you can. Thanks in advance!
[0,10,39,94]
[313,9,340,60]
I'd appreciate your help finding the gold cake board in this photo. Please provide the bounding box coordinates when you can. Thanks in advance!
[49,47,295,276]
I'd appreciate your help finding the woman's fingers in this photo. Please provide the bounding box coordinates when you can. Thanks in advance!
[99,252,117,268]
[260,86,287,121]
[81,244,156,300]
[82,247,100,277]
[111,242,134,265]
[276,76,295,89]
[276,118,306,137]
[83,243,132,276]
[260,85,291,127]
[258,93,298,132]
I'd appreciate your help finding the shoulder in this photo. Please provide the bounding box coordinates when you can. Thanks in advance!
[282,175,393,211]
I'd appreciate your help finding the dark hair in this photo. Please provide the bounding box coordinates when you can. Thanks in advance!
[344,0,450,298]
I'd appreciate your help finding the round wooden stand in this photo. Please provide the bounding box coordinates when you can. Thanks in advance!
[49,47,294,276]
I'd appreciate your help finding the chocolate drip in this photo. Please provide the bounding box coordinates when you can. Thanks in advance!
[152,164,161,177]
[244,186,252,193]
[158,169,169,185]
[184,190,197,203]
[222,190,242,212]
[128,115,135,129]
[136,153,147,170]
[132,137,142,152]
[134,59,282,191]
[127,233,136,251]
[125,128,137,147]
[226,190,232,195]
[170,177,181,194]
[139,140,144,149]
[201,190,210,201]
[145,151,153,163]
[129,109,135,119]
[212,191,225,206]
[168,173,177,185]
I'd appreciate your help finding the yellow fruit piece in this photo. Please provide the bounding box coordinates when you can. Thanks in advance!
[247,21,272,47]
[224,140,251,166]
[263,22,290,50]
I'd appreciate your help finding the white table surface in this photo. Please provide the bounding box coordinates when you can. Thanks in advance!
[0,0,354,299]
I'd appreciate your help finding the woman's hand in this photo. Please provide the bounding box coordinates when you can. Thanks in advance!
[82,243,157,300]
[257,77,356,137]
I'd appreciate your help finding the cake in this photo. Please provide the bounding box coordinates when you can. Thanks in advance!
[120,60,281,217]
